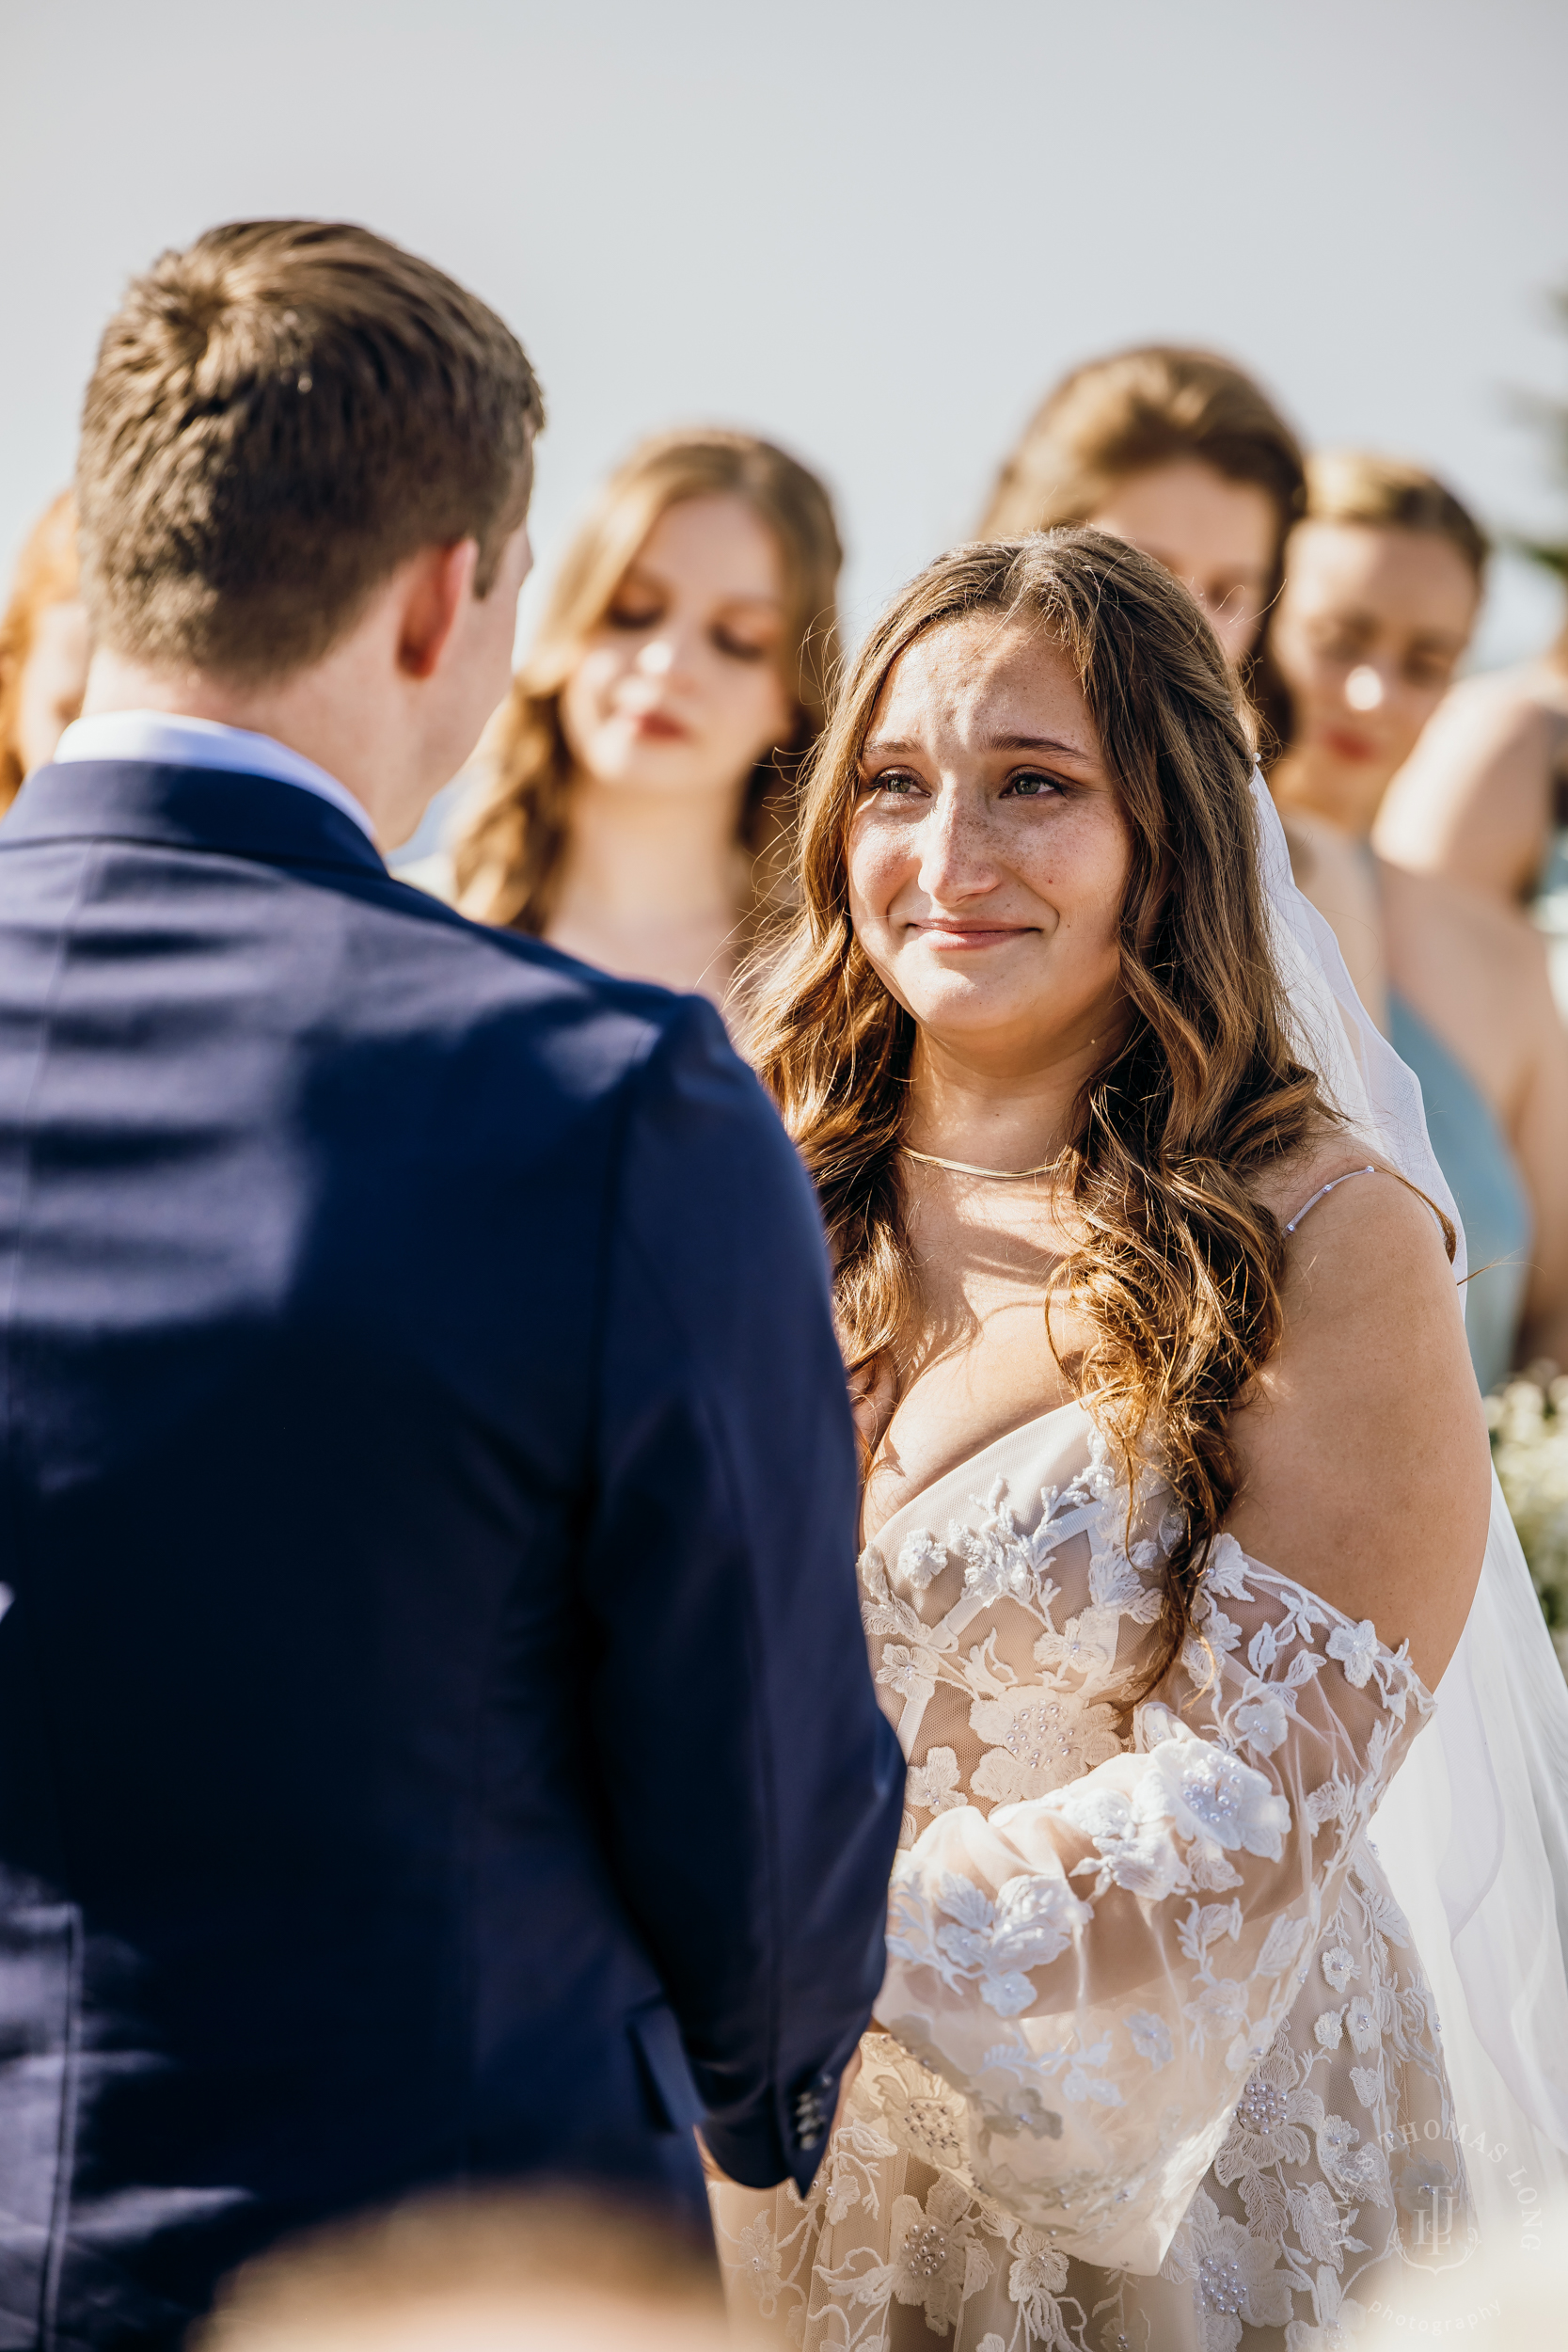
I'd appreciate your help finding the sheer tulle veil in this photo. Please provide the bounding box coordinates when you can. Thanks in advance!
[1251,772,1568,2228]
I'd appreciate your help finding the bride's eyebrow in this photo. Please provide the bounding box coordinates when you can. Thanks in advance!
[988,731,1097,761]
[857,731,1100,763]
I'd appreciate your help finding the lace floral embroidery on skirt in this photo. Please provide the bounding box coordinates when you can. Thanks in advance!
[711,1407,1470,2350]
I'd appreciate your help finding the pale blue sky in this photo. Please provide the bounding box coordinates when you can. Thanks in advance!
[7,0,1566,665]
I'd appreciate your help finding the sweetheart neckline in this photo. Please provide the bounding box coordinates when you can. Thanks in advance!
[861,1394,1092,1553]
[859,1162,1402,1549]
[859,1393,1437,1711]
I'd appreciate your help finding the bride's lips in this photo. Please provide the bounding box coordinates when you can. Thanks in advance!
[908,920,1035,949]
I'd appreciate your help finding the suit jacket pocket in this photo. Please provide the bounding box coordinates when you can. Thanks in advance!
[626,1998,703,2136]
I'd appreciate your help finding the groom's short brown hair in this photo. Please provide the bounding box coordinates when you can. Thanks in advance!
[77,219,544,682]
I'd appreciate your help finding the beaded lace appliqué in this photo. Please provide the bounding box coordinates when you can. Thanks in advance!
[711,1419,1463,2351]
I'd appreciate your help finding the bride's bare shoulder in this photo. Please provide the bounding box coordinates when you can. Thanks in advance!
[1246,1136,1466,1408]
[1227,1144,1489,1689]
[1246,1127,1397,1235]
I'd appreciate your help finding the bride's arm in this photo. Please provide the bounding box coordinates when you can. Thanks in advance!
[876,1529,1441,2262]
[1225,1159,1490,1691]
[871,1163,1489,2263]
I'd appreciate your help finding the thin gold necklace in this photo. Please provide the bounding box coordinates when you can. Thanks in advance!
[902,1146,1061,1182]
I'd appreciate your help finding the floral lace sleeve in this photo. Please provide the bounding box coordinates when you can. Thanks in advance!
[865,1442,1433,2276]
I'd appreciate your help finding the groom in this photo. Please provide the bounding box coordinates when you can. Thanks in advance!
[0,221,903,2348]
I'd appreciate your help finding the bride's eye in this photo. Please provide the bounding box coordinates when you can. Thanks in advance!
[1000,770,1064,800]
[864,768,925,800]
[606,601,662,632]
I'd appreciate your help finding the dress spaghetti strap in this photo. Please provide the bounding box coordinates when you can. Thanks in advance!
[1282,1163,1378,1234]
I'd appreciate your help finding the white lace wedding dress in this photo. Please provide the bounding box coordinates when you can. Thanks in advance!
[711,1391,1468,2350]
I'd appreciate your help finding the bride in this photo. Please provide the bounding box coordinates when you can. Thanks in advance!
[709,529,1560,2348]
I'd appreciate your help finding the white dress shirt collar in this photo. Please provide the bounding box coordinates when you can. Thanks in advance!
[52,711,378,845]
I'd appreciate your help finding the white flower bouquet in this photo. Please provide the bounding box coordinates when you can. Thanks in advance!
[1488,1373,1568,1675]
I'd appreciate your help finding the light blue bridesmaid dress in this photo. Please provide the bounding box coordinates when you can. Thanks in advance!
[1388,991,1531,1394]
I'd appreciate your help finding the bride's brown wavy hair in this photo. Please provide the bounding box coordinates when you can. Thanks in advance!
[746,529,1336,1697]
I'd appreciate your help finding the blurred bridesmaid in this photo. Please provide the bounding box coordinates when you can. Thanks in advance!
[0,491,88,810]
[1373,623,1568,1021]
[978,342,1305,752]
[445,429,842,1012]
[1269,451,1568,1387]
[1374,621,1568,907]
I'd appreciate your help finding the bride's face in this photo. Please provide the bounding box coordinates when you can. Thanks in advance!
[847,614,1132,1074]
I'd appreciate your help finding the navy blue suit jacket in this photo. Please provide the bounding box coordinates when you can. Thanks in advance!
[0,759,904,2350]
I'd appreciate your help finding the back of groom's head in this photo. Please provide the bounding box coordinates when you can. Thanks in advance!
[77,219,543,687]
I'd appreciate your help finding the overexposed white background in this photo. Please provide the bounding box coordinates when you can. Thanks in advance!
[6,0,1566,666]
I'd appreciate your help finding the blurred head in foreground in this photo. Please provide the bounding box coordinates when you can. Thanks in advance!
[0,489,87,808]
[977,344,1306,752]
[191,2187,730,2352]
